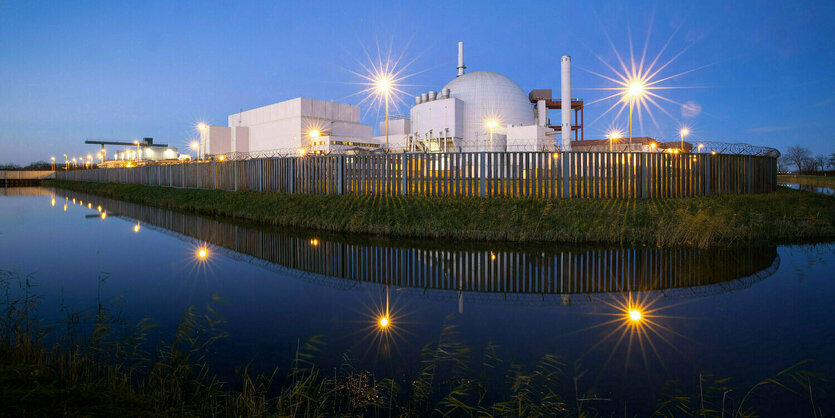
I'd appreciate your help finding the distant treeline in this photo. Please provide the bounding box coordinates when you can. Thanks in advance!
[0,161,52,170]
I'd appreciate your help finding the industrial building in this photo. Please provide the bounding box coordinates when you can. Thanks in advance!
[200,42,586,159]
[200,97,380,158]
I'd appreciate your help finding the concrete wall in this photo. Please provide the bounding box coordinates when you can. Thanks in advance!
[410,97,463,142]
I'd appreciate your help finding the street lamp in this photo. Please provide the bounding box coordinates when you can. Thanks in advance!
[308,130,320,153]
[697,143,704,153]
[63,154,68,170]
[626,81,644,149]
[679,128,689,152]
[375,76,391,152]
[608,130,621,152]
[50,157,55,171]
[486,119,498,152]
[197,124,207,160]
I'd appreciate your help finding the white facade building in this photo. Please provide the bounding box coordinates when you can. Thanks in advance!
[407,43,556,153]
[203,97,379,158]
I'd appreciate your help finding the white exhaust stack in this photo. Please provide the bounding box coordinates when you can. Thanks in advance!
[457,42,466,77]
[561,56,571,151]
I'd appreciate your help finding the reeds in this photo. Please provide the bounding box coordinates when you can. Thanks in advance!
[1,270,829,416]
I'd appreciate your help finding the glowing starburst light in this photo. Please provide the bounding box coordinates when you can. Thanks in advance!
[580,18,710,139]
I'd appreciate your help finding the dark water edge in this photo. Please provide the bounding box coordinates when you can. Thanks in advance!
[1,186,833,415]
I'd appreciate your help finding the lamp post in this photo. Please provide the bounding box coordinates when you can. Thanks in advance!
[627,82,644,149]
[308,130,320,155]
[50,157,55,171]
[679,128,689,152]
[375,77,391,153]
[608,130,621,152]
[197,124,207,160]
[63,154,68,170]
[486,120,498,152]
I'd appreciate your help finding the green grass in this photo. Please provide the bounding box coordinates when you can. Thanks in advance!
[778,174,835,188]
[45,180,835,248]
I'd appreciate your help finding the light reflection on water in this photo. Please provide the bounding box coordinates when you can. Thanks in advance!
[0,186,832,414]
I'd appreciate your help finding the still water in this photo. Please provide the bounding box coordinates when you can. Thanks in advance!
[1,187,833,414]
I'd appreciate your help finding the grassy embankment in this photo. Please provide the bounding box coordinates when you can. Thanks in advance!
[46,179,835,248]
[778,174,835,188]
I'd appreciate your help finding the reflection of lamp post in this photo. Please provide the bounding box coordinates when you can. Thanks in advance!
[627,81,644,149]
[375,77,391,152]
[486,119,498,152]
[679,128,689,152]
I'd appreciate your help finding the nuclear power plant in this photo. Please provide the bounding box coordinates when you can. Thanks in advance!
[188,42,586,160]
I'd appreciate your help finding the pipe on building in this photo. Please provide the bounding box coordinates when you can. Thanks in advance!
[415,96,422,105]
[561,56,571,151]
[457,42,466,77]
[441,88,450,99]
[428,91,437,101]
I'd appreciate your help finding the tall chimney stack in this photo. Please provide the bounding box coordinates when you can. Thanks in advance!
[560,56,571,151]
[457,42,466,77]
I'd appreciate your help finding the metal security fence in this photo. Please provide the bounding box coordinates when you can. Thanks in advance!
[56,151,778,199]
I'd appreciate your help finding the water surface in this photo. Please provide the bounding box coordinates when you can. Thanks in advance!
[0,187,832,414]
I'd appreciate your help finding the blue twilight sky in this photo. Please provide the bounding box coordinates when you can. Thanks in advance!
[1,0,834,164]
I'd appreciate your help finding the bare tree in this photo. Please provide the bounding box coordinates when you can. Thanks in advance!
[813,155,826,173]
[784,145,811,174]
[828,153,835,171]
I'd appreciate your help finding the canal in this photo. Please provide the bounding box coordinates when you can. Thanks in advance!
[1,187,833,414]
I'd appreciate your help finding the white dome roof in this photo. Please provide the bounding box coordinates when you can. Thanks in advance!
[442,71,534,146]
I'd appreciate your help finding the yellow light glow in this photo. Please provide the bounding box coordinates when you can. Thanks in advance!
[88,203,91,209]
[698,143,704,149]
[310,238,319,246]
[629,309,643,322]
[197,123,207,131]
[72,198,76,203]
[133,140,139,145]
[375,76,391,94]
[680,128,689,136]
[197,247,208,259]
[711,151,717,155]
[190,141,199,150]
[650,142,657,148]
[218,155,226,161]
[379,317,389,327]
[100,211,107,220]
[63,204,67,211]
[628,81,644,96]
[299,148,306,156]
[308,130,321,138]
[133,222,140,232]
[490,251,496,261]
[486,119,499,129]
[609,130,622,140]
[552,153,559,159]
[51,198,55,206]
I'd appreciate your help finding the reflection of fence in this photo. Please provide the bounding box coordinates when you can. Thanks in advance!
[58,188,779,299]
[57,151,778,198]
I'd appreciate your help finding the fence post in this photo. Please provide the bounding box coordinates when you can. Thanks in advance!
[197,163,200,189]
[479,152,486,197]
[704,154,711,196]
[400,154,406,196]
[642,152,648,198]
[562,152,570,199]
[182,164,185,188]
[258,159,263,192]
[747,155,752,194]
[234,160,238,192]
[289,158,295,194]
[338,155,345,195]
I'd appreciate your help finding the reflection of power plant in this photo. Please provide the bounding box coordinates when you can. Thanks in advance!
[59,190,779,306]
